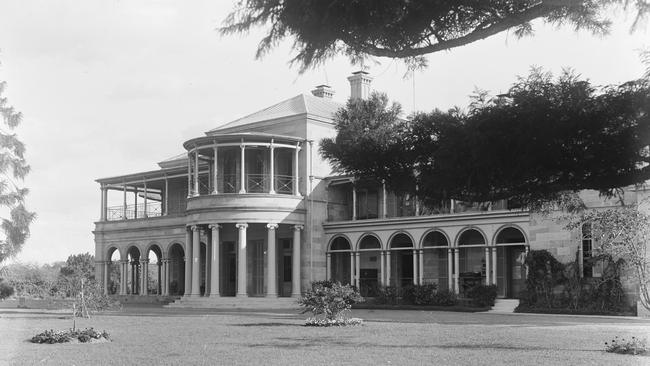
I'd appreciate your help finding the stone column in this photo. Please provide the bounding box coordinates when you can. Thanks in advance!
[119,260,125,295]
[209,224,221,297]
[184,227,192,296]
[386,250,391,286]
[187,152,192,198]
[412,249,418,285]
[194,151,200,196]
[491,247,497,285]
[352,183,357,220]
[140,259,148,295]
[381,181,387,218]
[103,261,109,295]
[239,140,246,194]
[326,253,331,281]
[164,177,169,215]
[418,249,424,285]
[354,252,360,288]
[269,141,275,194]
[160,259,167,296]
[236,223,248,297]
[205,236,211,297]
[485,247,491,285]
[134,186,138,219]
[447,248,453,291]
[212,147,218,194]
[454,248,460,294]
[191,225,201,296]
[157,261,162,295]
[100,186,107,221]
[380,251,386,287]
[122,184,127,219]
[293,143,300,196]
[266,223,278,297]
[143,180,148,218]
[291,225,303,297]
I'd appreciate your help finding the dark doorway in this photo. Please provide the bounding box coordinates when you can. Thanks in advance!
[221,241,236,296]
[279,238,292,297]
[249,239,265,296]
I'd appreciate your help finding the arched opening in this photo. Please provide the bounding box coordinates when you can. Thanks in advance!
[421,231,450,291]
[168,243,185,296]
[328,236,351,285]
[126,246,141,295]
[107,248,121,295]
[458,229,486,296]
[147,244,163,295]
[358,235,382,297]
[200,242,207,296]
[495,227,527,298]
[389,233,414,290]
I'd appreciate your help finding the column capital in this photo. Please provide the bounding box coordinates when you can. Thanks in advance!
[191,225,200,232]
[209,223,221,230]
[236,222,248,230]
[140,259,150,264]
[293,225,304,231]
[266,223,279,230]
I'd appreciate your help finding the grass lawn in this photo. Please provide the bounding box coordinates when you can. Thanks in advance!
[1,307,649,365]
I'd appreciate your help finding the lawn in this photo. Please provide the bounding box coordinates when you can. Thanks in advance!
[1,307,649,365]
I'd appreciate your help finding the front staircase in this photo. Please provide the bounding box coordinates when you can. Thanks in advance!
[488,299,520,313]
[165,296,300,310]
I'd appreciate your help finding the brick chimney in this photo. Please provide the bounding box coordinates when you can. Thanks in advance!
[347,71,373,100]
[311,84,334,99]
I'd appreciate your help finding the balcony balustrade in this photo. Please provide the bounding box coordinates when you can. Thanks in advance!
[106,203,162,221]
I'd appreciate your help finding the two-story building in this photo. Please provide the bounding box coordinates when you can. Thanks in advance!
[93,71,647,307]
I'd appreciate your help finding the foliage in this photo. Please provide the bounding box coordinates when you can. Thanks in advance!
[304,317,363,327]
[56,253,96,297]
[320,69,650,207]
[298,281,364,321]
[221,0,649,71]
[520,250,566,308]
[402,283,438,305]
[374,285,401,305]
[71,280,121,317]
[0,79,36,264]
[373,285,458,306]
[466,284,498,307]
[564,204,650,312]
[1,262,60,298]
[605,336,649,356]
[0,278,13,299]
[30,328,110,344]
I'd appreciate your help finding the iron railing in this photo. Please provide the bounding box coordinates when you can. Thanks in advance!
[106,203,162,221]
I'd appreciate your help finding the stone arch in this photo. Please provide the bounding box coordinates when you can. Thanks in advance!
[420,229,451,248]
[493,225,528,245]
[327,235,352,285]
[388,231,415,249]
[455,227,487,246]
[167,243,186,296]
[165,240,186,259]
[356,233,382,251]
[328,234,352,252]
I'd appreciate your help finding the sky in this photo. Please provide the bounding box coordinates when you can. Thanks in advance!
[0,1,647,264]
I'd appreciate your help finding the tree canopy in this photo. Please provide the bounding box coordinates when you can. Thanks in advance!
[320,68,650,207]
[0,78,35,264]
[221,0,649,71]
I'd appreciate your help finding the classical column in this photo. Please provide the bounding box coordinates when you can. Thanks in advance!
[293,143,300,196]
[450,199,455,214]
[352,183,357,220]
[386,250,391,286]
[212,147,218,194]
[447,248,453,291]
[103,261,109,295]
[239,140,246,194]
[187,152,192,198]
[236,223,248,297]
[160,259,167,296]
[269,141,275,194]
[412,249,418,285]
[194,150,200,196]
[485,247,491,285]
[191,225,201,296]
[326,253,331,281]
[134,186,138,219]
[380,251,386,287]
[454,248,460,294]
[184,227,192,296]
[491,247,497,285]
[381,181,387,219]
[122,183,127,219]
[141,259,148,296]
[157,261,162,295]
[266,223,278,297]
[415,185,420,216]
[291,225,303,297]
[209,224,221,297]
[164,177,169,216]
[143,180,148,218]
[524,246,530,278]
[120,260,126,295]
[354,252,360,288]
[100,186,107,221]
[418,249,424,285]
[205,237,211,297]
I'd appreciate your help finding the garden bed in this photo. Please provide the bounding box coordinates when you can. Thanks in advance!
[515,305,636,317]
[352,303,490,312]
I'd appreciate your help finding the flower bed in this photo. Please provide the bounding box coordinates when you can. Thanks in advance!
[31,328,110,344]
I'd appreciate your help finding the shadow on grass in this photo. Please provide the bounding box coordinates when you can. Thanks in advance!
[232,322,298,327]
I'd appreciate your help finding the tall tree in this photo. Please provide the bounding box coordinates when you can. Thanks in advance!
[221,0,649,71]
[0,76,35,263]
[320,68,650,207]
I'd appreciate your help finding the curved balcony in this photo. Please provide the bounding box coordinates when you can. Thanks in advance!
[184,193,305,224]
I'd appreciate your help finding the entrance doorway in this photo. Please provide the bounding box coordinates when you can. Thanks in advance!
[390,250,413,288]
[221,241,236,296]
[496,245,526,298]
[278,238,292,297]
[249,240,264,296]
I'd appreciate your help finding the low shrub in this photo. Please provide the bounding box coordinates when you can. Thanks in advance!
[605,336,649,355]
[467,284,498,307]
[31,328,110,344]
[374,286,400,305]
[430,289,458,306]
[304,317,363,327]
[298,281,364,321]
[403,284,438,305]
[0,279,14,299]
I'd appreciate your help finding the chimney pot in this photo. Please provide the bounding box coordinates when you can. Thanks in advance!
[311,84,334,99]
[347,71,373,100]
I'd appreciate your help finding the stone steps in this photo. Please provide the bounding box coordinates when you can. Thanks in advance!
[488,299,520,313]
[164,296,300,309]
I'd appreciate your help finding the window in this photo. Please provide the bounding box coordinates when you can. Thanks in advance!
[581,223,602,278]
